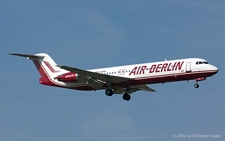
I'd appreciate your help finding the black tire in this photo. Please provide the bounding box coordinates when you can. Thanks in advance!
[123,94,131,101]
[105,89,113,96]
[194,83,199,88]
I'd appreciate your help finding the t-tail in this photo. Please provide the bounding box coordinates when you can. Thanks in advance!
[8,53,67,86]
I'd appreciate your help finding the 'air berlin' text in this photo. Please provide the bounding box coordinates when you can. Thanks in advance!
[129,61,184,75]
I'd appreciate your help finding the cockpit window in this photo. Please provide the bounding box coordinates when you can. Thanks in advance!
[196,61,209,65]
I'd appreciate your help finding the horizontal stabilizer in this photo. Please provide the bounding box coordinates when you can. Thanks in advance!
[8,53,44,60]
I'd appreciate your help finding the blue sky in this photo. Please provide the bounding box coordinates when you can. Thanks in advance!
[1,0,224,141]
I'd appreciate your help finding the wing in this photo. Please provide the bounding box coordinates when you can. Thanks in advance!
[58,65,130,84]
[58,65,156,93]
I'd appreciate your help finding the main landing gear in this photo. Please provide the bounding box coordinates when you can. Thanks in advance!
[105,89,131,101]
[123,93,131,101]
[105,89,113,96]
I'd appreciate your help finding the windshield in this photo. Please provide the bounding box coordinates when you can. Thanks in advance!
[196,61,209,65]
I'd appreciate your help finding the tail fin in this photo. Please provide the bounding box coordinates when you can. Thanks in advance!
[9,53,66,86]
[32,53,62,77]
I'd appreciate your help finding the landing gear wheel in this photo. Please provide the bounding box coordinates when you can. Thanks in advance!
[123,94,131,101]
[105,89,113,96]
[194,83,199,88]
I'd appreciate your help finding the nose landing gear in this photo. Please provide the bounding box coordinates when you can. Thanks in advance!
[194,83,199,88]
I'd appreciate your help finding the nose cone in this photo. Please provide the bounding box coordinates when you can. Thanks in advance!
[211,65,218,74]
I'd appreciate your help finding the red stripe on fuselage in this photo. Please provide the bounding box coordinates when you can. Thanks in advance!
[33,60,59,86]
[43,61,59,73]
[67,70,218,91]
[33,60,47,77]
[110,70,217,88]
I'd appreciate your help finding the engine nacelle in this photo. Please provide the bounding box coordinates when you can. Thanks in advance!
[56,72,77,82]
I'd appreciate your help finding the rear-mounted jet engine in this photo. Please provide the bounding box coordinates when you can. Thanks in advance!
[56,72,77,82]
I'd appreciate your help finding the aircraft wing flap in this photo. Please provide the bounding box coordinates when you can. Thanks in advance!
[75,76,104,90]
[58,65,130,83]
[113,85,156,95]
[131,85,156,92]
[113,88,125,94]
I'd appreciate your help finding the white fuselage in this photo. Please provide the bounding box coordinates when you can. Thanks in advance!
[54,58,217,90]
[10,52,219,101]
[90,58,217,79]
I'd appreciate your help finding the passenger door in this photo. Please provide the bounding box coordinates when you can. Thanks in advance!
[186,62,191,72]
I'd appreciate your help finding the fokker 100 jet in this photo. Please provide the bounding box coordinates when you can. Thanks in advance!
[9,53,218,101]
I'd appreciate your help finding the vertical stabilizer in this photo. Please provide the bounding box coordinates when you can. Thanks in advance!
[33,53,62,77]
[9,53,66,86]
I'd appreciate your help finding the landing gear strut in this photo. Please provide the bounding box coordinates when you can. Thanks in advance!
[194,83,199,88]
[123,93,131,101]
[105,89,113,96]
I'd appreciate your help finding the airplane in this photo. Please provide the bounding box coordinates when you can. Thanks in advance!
[9,53,218,101]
